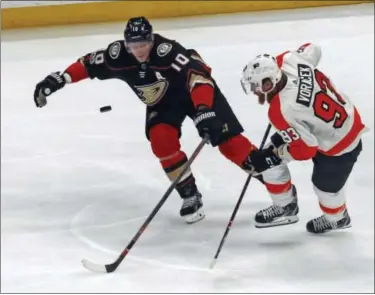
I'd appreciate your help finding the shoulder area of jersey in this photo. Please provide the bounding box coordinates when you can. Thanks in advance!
[106,40,127,60]
[276,82,311,113]
[279,46,319,69]
[270,94,302,120]
[153,33,177,59]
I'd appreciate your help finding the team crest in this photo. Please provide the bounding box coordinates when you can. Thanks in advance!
[135,80,169,106]
[157,43,172,57]
[109,42,121,59]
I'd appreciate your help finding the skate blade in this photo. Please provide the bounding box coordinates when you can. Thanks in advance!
[255,215,299,228]
[183,208,205,224]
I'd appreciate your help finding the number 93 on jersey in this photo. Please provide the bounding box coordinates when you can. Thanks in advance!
[279,127,301,143]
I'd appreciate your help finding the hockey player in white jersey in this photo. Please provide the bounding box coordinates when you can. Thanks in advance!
[240,43,366,234]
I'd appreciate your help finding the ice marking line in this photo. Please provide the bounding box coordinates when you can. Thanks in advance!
[70,202,244,274]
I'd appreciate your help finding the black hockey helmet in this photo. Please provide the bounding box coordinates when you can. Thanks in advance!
[124,16,154,44]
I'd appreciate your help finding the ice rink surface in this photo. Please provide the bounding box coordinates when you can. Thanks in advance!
[1,3,374,293]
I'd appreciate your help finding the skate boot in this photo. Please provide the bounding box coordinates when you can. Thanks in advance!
[306,208,351,234]
[176,176,205,224]
[180,192,205,224]
[255,185,299,228]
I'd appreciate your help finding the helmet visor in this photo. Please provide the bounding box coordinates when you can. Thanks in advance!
[241,76,275,95]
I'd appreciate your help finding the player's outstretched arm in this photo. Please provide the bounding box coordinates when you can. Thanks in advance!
[33,43,118,108]
[34,71,69,108]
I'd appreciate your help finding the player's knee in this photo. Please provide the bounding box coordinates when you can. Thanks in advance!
[312,174,346,193]
[218,134,255,166]
[149,124,181,158]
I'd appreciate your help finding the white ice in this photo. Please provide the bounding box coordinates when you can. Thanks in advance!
[1,3,374,293]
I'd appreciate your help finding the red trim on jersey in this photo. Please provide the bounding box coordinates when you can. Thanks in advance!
[265,180,292,195]
[319,108,365,156]
[191,84,214,108]
[65,61,89,83]
[298,43,311,49]
[194,59,212,74]
[276,51,290,68]
[269,95,318,160]
[106,64,138,71]
[319,203,346,215]
[189,51,212,74]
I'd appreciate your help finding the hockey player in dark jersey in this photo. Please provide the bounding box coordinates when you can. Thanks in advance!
[34,17,294,224]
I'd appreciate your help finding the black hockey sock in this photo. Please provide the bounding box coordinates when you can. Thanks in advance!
[163,155,199,199]
[175,174,199,199]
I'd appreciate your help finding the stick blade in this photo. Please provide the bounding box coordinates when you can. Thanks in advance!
[209,258,217,269]
[82,258,107,273]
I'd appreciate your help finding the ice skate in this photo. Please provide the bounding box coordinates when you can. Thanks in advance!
[306,208,351,234]
[255,185,299,228]
[180,192,205,224]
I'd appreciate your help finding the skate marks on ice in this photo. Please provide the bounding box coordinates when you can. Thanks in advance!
[69,178,373,293]
[69,171,236,274]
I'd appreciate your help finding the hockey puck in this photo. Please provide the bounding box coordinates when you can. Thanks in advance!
[100,106,112,113]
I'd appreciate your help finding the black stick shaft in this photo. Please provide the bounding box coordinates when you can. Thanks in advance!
[210,124,272,268]
[105,136,209,272]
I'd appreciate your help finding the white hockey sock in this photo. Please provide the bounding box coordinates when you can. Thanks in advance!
[313,185,346,222]
[263,163,294,207]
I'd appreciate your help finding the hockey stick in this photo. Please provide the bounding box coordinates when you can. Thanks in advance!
[82,136,209,273]
[210,123,272,269]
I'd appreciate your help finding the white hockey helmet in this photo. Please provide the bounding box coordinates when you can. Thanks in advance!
[241,54,282,96]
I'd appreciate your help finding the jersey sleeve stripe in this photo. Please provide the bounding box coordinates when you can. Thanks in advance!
[65,61,88,83]
[190,84,214,108]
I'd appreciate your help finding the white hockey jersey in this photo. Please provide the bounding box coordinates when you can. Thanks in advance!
[269,43,366,161]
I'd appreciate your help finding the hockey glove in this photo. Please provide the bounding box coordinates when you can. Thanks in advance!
[194,105,224,147]
[246,146,282,174]
[34,72,66,108]
[269,132,285,149]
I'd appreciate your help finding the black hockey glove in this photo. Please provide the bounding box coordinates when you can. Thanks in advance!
[269,132,285,149]
[34,72,66,108]
[246,146,282,174]
[194,105,224,147]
